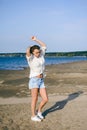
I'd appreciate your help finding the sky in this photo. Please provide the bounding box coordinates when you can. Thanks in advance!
[0,0,87,53]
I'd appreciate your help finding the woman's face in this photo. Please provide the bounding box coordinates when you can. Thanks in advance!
[33,49,41,58]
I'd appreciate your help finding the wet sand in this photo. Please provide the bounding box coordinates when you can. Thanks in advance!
[0,61,87,130]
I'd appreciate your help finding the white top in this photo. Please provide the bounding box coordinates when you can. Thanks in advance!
[26,46,46,78]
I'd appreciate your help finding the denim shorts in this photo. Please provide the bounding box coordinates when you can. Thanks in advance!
[29,77,45,89]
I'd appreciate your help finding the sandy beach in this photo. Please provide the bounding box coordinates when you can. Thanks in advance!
[0,61,87,130]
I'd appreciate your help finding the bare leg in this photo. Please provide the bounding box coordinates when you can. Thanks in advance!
[31,88,39,117]
[38,88,48,112]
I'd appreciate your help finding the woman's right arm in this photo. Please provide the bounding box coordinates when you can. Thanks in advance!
[26,47,31,57]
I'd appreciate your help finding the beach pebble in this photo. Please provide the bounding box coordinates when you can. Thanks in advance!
[16,93,20,96]
[0,80,4,84]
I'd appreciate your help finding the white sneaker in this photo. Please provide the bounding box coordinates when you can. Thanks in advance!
[31,116,41,122]
[37,112,44,120]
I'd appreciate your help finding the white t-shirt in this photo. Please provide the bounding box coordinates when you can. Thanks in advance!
[26,46,46,78]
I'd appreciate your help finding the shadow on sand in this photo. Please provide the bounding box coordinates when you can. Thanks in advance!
[42,91,83,117]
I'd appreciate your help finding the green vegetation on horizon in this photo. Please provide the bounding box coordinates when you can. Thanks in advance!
[0,51,87,57]
[46,51,87,57]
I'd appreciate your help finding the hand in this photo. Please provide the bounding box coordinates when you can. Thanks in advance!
[31,36,37,41]
[31,36,46,47]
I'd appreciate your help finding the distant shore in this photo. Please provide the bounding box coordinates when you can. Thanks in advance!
[0,50,87,57]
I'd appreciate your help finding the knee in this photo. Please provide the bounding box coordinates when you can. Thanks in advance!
[44,97,48,103]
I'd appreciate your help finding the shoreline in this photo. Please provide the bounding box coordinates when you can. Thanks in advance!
[0,59,87,71]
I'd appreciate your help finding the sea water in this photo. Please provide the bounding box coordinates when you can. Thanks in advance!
[0,56,87,70]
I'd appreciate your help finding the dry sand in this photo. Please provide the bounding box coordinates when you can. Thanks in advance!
[0,61,87,130]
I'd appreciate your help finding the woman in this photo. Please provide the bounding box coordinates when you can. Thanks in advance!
[26,36,48,122]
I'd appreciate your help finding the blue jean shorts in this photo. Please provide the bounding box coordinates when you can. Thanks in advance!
[29,77,45,89]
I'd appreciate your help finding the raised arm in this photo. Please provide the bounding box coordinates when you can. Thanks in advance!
[31,36,46,47]
[26,47,31,57]
[26,36,46,57]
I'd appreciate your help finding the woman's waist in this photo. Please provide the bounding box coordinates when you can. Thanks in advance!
[36,73,43,78]
[29,72,46,78]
